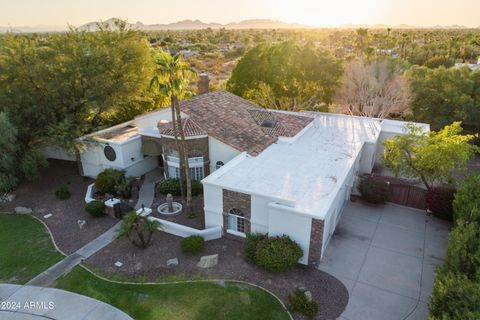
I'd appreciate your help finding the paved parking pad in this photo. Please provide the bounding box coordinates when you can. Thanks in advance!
[321,201,451,320]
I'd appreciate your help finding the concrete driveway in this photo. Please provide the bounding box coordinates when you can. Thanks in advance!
[320,201,451,320]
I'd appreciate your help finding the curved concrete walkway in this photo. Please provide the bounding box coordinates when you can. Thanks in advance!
[135,168,164,210]
[0,284,132,320]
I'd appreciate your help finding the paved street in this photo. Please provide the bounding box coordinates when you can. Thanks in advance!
[320,201,450,320]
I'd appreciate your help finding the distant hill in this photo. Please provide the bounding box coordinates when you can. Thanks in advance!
[77,18,310,31]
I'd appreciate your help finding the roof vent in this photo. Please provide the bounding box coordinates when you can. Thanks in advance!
[261,119,277,128]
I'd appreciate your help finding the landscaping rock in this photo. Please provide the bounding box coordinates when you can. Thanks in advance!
[43,213,53,219]
[77,220,86,230]
[134,262,143,271]
[196,254,218,268]
[167,258,178,267]
[304,290,313,302]
[14,206,33,214]
[114,261,123,268]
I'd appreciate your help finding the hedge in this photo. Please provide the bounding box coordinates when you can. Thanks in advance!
[95,169,125,195]
[157,179,203,197]
[180,235,204,254]
[85,200,106,217]
[287,288,320,319]
[429,173,480,319]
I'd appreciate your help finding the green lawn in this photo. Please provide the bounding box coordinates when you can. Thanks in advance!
[56,267,290,320]
[0,214,64,284]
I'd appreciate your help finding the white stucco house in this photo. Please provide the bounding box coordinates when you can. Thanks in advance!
[70,90,429,265]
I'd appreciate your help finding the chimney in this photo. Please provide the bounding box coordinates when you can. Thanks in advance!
[197,73,210,95]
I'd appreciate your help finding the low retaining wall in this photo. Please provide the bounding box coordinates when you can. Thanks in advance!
[85,184,95,203]
[148,216,222,241]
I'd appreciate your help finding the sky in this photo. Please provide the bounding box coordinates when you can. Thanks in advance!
[0,0,478,28]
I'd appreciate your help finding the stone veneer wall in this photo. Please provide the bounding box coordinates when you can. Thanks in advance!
[161,136,210,178]
[222,189,251,235]
[308,218,324,264]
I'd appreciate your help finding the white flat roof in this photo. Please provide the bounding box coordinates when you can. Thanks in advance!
[205,114,382,219]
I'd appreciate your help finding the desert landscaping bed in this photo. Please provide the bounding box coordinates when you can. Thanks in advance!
[2,160,119,254]
[86,231,349,320]
[151,195,205,229]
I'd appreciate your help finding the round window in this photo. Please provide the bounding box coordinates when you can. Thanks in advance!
[104,145,116,162]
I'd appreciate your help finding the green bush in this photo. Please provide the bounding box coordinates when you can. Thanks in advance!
[429,174,480,319]
[358,175,390,204]
[426,187,455,221]
[55,186,71,200]
[95,169,125,195]
[429,267,480,319]
[85,200,106,217]
[157,179,203,197]
[245,233,267,262]
[115,176,136,198]
[287,288,320,319]
[157,179,181,196]
[453,173,480,224]
[255,235,303,272]
[180,235,204,254]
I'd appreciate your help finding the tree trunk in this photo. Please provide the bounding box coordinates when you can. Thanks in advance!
[170,96,185,200]
[173,96,193,215]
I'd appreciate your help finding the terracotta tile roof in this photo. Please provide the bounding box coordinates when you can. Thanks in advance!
[159,118,207,137]
[179,91,313,156]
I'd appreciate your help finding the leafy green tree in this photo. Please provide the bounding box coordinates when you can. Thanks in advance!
[0,113,19,198]
[0,21,154,153]
[226,41,342,111]
[406,66,480,131]
[118,211,162,248]
[150,50,197,214]
[383,122,479,189]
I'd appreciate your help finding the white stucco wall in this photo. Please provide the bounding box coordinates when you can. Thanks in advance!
[80,136,157,178]
[208,137,241,173]
[267,204,313,265]
[250,195,270,234]
[133,108,173,129]
[203,183,224,228]
[359,142,378,174]
[42,147,77,161]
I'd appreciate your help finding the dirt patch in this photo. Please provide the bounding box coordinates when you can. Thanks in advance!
[86,231,349,320]
[3,160,118,254]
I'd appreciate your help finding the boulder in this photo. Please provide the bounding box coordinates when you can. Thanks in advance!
[1,193,16,203]
[196,254,218,269]
[167,258,178,267]
[14,207,33,214]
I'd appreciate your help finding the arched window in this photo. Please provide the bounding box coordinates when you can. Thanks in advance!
[228,208,245,233]
[215,161,225,170]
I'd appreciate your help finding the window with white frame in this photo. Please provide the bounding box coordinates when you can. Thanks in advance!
[168,166,180,179]
[190,166,204,181]
[227,208,245,233]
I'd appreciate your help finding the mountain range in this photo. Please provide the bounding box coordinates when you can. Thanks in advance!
[1,18,478,33]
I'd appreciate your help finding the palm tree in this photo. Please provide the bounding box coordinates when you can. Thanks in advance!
[118,211,162,248]
[150,50,198,214]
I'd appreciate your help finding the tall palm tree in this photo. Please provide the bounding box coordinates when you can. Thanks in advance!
[150,50,198,214]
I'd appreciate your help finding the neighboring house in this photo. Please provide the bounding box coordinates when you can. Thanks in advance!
[454,57,480,71]
[72,90,429,265]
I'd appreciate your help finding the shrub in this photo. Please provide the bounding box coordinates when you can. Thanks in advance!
[85,200,106,217]
[95,169,125,195]
[358,175,390,204]
[287,288,320,319]
[55,186,71,200]
[245,233,267,262]
[426,186,455,221]
[255,235,303,272]
[453,173,480,224]
[157,179,203,197]
[157,179,181,196]
[181,235,204,254]
[115,176,136,198]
